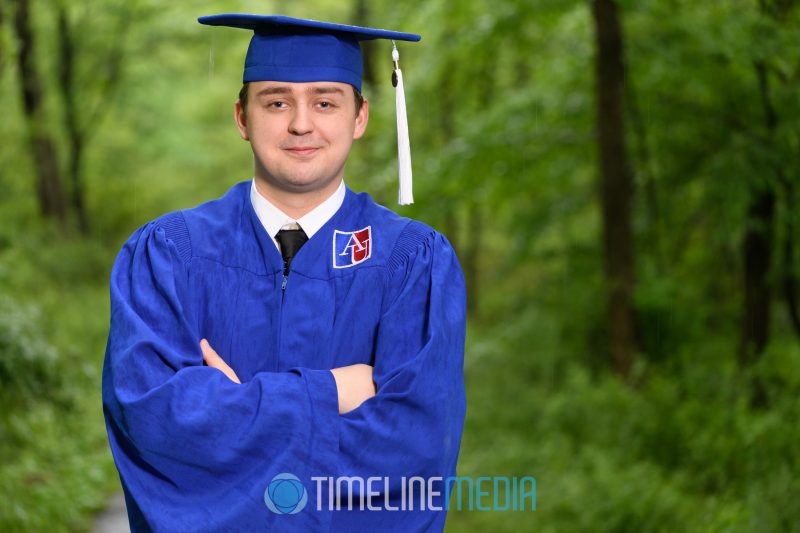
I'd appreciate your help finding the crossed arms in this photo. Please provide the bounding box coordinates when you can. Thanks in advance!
[200,338,376,414]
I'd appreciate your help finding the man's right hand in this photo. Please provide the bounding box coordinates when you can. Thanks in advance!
[330,364,376,414]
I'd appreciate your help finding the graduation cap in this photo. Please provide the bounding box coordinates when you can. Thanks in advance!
[198,14,421,205]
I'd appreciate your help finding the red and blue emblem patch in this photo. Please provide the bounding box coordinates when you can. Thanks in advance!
[333,226,372,268]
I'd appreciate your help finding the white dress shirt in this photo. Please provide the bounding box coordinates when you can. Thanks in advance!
[250,178,346,251]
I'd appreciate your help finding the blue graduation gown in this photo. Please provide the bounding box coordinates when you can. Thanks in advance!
[102,181,467,532]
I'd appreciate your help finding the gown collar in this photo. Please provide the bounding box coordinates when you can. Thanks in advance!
[249,179,346,250]
[243,180,356,277]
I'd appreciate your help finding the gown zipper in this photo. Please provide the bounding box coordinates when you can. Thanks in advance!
[276,269,288,371]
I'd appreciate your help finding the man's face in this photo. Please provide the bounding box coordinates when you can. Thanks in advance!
[234,81,369,197]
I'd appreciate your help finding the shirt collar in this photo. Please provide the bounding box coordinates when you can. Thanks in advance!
[250,179,346,249]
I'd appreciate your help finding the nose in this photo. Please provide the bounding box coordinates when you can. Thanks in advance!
[288,106,313,136]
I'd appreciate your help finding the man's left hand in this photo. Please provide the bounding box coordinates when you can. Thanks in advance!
[200,339,241,384]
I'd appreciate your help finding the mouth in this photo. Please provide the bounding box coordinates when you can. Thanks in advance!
[283,146,320,157]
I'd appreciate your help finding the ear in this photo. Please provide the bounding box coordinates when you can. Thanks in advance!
[234,99,249,141]
[352,98,369,140]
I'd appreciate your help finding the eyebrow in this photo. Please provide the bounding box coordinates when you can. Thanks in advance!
[255,86,294,97]
[310,86,345,96]
[255,85,346,98]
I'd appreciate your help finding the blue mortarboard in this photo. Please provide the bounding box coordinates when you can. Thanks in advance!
[199,14,420,205]
[198,15,420,92]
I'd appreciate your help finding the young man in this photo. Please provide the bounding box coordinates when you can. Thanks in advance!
[102,14,466,532]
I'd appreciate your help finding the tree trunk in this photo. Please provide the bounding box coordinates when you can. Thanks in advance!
[592,0,638,380]
[57,7,89,234]
[12,0,67,222]
[740,186,774,365]
[351,0,376,87]
[739,59,777,367]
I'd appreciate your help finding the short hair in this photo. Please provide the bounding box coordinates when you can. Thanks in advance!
[238,83,365,117]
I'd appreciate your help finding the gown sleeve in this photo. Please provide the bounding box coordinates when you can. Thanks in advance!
[333,222,467,529]
[102,214,339,532]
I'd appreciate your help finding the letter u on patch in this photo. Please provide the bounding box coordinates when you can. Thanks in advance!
[333,226,372,268]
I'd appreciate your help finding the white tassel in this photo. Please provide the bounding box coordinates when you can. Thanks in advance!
[392,41,413,205]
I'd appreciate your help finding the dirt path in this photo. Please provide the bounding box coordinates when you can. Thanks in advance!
[92,492,129,533]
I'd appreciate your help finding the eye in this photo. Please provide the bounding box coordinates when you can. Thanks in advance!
[269,101,288,109]
[317,101,335,109]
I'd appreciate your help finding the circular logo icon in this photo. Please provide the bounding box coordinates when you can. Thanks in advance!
[264,473,307,514]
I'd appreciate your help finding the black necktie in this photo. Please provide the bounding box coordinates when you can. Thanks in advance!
[275,227,308,275]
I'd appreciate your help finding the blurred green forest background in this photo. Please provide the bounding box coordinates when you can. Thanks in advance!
[1,0,799,531]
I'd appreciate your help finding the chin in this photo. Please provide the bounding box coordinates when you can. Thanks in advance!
[259,162,343,193]
[281,175,335,193]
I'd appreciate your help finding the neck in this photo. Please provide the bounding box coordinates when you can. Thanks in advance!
[253,177,342,219]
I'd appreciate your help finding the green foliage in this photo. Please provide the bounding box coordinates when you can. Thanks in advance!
[0,390,118,533]
[0,183,118,530]
[0,297,60,404]
[0,290,118,531]
[447,320,800,532]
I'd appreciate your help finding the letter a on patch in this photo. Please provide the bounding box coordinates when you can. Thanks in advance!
[333,226,372,268]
